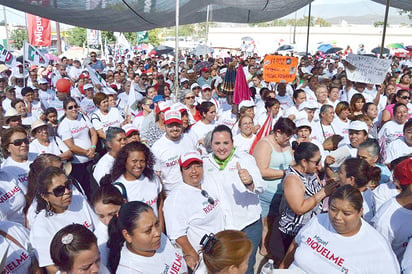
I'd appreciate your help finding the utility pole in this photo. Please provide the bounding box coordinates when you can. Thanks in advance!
[56,22,62,55]
[3,6,8,48]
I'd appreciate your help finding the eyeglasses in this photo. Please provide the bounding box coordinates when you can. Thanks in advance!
[45,179,73,197]
[201,190,215,205]
[308,158,321,166]
[10,137,29,146]
[67,105,79,110]
[185,96,195,100]
[90,55,97,58]
[400,96,411,100]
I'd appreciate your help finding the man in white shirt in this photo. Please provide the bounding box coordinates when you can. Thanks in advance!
[151,109,196,193]
[37,78,55,109]
[202,125,265,274]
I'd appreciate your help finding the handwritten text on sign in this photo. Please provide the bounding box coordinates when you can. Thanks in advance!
[345,54,391,84]
[263,55,298,83]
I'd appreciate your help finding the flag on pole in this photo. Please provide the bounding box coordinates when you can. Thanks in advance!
[86,65,116,95]
[249,113,273,155]
[27,14,51,46]
[23,42,49,66]
[233,65,252,104]
[0,44,17,68]
[87,29,101,45]
[137,31,149,43]
[127,82,143,116]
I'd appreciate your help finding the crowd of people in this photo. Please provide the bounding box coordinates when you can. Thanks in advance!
[0,46,411,274]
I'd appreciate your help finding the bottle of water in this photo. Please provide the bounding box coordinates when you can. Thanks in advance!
[260,259,275,274]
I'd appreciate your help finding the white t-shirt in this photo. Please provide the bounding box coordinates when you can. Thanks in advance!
[402,238,412,274]
[116,233,187,274]
[29,100,43,120]
[217,110,238,131]
[91,108,123,133]
[233,134,255,153]
[151,135,196,193]
[38,89,56,109]
[29,136,69,157]
[1,156,34,195]
[378,120,404,155]
[113,174,162,216]
[93,153,115,184]
[311,122,336,145]
[0,177,26,225]
[80,97,97,116]
[372,197,412,262]
[58,114,94,163]
[372,182,399,214]
[331,118,350,145]
[362,188,374,224]
[385,137,412,164]
[190,120,216,144]
[163,183,225,251]
[94,220,109,268]
[30,195,97,267]
[0,221,33,274]
[47,99,65,120]
[291,213,400,274]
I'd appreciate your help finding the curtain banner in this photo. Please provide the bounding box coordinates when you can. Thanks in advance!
[27,14,51,46]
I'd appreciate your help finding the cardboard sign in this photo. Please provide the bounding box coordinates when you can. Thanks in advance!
[345,53,391,84]
[262,55,298,83]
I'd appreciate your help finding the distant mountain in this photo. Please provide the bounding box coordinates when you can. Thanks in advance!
[281,1,411,25]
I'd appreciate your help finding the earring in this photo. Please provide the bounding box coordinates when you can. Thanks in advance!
[47,201,52,211]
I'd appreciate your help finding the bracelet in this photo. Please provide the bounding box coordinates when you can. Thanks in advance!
[91,145,96,149]
[245,181,254,187]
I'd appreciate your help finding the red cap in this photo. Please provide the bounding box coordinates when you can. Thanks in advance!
[394,158,412,185]
[179,151,203,168]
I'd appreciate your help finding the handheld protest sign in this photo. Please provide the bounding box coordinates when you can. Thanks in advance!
[262,55,298,83]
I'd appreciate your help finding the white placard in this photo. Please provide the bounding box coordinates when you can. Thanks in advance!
[345,53,391,84]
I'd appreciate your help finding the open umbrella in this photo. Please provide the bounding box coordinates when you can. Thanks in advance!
[191,45,214,56]
[317,44,333,53]
[386,43,405,49]
[148,45,174,56]
[371,47,389,55]
[241,36,254,42]
[325,47,343,54]
[45,53,59,61]
[406,46,412,52]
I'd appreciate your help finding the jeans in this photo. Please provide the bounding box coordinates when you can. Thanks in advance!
[242,217,263,274]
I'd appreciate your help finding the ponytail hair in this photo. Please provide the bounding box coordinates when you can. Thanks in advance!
[341,158,381,188]
[107,201,153,273]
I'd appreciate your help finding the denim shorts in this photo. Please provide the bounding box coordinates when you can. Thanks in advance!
[259,190,282,218]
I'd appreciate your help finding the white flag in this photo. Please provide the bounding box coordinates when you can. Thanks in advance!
[86,65,116,95]
[23,42,49,66]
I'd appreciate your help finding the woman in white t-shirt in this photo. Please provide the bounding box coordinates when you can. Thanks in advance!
[279,185,400,273]
[50,224,110,274]
[338,158,381,223]
[108,142,163,218]
[0,220,39,274]
[92,184,125,268]
[29,120,72,160]
[0,175,26,226]
[332,101,350,145]
[256,98,282,131]
[132,97,152,132]
[30,167,98,273]
[0,126,34,194]
[190,101,217,154]
[107,201,187,274]
[58,97,98,200]
[233,115,256,153]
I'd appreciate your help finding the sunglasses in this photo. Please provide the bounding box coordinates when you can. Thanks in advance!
[400,96,411,100]
[67,105,79,110]
[46,179,73,197]
[11,137,29,146]
[0,79,6,82]
[185,96,195,100]
[201,190,215,205]
[90,55,97,58]
[309,158,321,166]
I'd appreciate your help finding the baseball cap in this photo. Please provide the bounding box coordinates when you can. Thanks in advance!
[122,124,140,137]
[394,158,412,185]
[38,78,48,85]
[180,78,189,84]
[349,121,368,133]
[83,83,94,90]
[220,68,227,74]
[164,109,182,125]
[156,101,171,114]
[179,151,203,168]
[295,119,312,129]
[191,83,200,90]
[79,72,90,79]
[150,95,165,109]
[5,86,15,93]
[298,101,319,111]
[201,84,211,91]
[238,100,255,112]
[200,67,210,73]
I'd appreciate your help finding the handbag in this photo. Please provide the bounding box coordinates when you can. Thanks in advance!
[0,230,43,274]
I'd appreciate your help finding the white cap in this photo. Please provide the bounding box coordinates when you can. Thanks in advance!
[295,119,312,129]
[187,69,195,74]
[164,109,182,125]
[83,83,94,90]
[220,68,227,74]
[298,101,319,111]
[191,83,200,90]
[349,120,368,133]
[122,124,140,137]
[179,151,203,168]
[180,77,189,84]
[201,84,211,91]
[238,100,255,112]
[38,78,48,84]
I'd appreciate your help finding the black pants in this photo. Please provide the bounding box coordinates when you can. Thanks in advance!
[70,161,98,201]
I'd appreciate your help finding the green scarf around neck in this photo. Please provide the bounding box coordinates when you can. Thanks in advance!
[213,147,236,170]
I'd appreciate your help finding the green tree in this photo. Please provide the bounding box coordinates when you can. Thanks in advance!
[399,10,412,20]
[315,17,331,27]
[124,32,137,46]
[66,26,86,46]
[10,28,28,49]
[148,29,161,46]
[101,31,116,44]
[373,21,388,27]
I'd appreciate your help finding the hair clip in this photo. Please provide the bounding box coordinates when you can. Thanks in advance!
[61,233,74,245]
[200,233,218,254]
